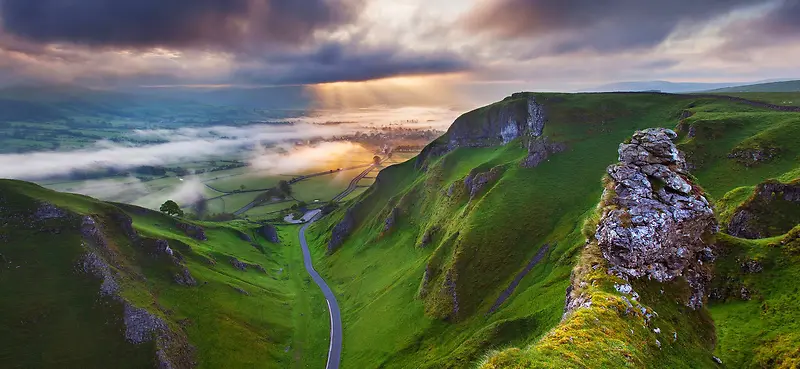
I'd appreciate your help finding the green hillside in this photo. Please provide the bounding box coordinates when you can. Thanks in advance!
[307,92,800,368]
[2,91,800,368]
[0,180,329,368]
[708,80,800,93]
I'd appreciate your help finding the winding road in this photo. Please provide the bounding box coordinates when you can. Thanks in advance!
[299,216,342,369]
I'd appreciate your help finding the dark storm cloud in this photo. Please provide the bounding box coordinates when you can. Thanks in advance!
[464,0,764,53]
[235,42,470,85]
[0,0,361,48]
[718,0,800,50]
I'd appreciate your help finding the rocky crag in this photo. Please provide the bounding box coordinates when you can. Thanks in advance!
[727,180,800,239]
[416,93,565,170]
[593,128,718,309]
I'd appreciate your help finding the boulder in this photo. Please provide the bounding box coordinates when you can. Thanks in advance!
[595,128,718,309]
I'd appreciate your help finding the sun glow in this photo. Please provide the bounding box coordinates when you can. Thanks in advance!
[308,73,469,109]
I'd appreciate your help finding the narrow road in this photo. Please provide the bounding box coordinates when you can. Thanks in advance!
[298,217,342,369]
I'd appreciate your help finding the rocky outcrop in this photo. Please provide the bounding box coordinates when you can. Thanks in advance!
[173,267,197,287]
[236,230,252,242]
[415,94,564,169]
[34,203,68,220]
[419,226,438,248]
[728,145,781,167]
[111,211,138,242]
[521,136,567,168]
[176,222,207,241]
[464,166,504,199]
[229,257,248,271]
[383,207,399,233]
[727,180,800,239]
[595,128,717,309]
[328,205,358,253]
[259,224,280,244]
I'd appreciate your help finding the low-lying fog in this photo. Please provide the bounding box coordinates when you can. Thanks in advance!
[0,107,459,208]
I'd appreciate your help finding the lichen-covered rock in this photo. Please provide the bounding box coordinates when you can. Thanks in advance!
[383,207,399,233]
[259,224,280,244]
[595,128,717,309]
[229,257,247,271]
[727,180,800,239]
[176,222,207,241]
[328,205,358,253]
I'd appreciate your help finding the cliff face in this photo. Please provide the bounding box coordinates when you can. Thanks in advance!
[416,93,562,169]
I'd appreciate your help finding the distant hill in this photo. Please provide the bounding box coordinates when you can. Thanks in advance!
[707,79,800,93]
[580,80,745,93]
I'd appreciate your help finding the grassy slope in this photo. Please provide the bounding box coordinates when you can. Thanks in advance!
[307,92,800,368]
[0,180,328,368]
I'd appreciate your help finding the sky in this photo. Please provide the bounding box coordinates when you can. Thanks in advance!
[0,0,799,93]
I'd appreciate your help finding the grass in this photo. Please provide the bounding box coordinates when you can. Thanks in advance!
[0,179,328,368]
[304,92,800,368]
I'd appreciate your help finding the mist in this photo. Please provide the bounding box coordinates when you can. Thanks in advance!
[0,106,458,180]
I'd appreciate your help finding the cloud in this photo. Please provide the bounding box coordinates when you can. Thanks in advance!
[236,42,470,85]
[248,141,366,174]
[0,0,362,48]
[717,0,800,51]
[0,106,458,180]
[463,0,761,54]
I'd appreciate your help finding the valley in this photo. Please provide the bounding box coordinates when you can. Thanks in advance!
[1,90,799,368]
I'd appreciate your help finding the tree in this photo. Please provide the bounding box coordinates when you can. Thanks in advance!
[160,200,184,217]
[373,155,382,165]
[279,180,292,197]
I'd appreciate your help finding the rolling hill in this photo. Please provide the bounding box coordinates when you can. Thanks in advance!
[2,91,800,368]
[708,80,800,93]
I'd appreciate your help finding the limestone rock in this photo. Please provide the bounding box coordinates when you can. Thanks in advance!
[521,136,567,168]
[728,145,780,167]
[383,207,399,233]
[229,257,248,271]
[173,267,197,287]
[595,128,717,309]
[727,181,800,239]
[236,230,252,242]
[328,205,358,253]
[259,224,280,243]
[176,222,207,241]
[464,166,504,199]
